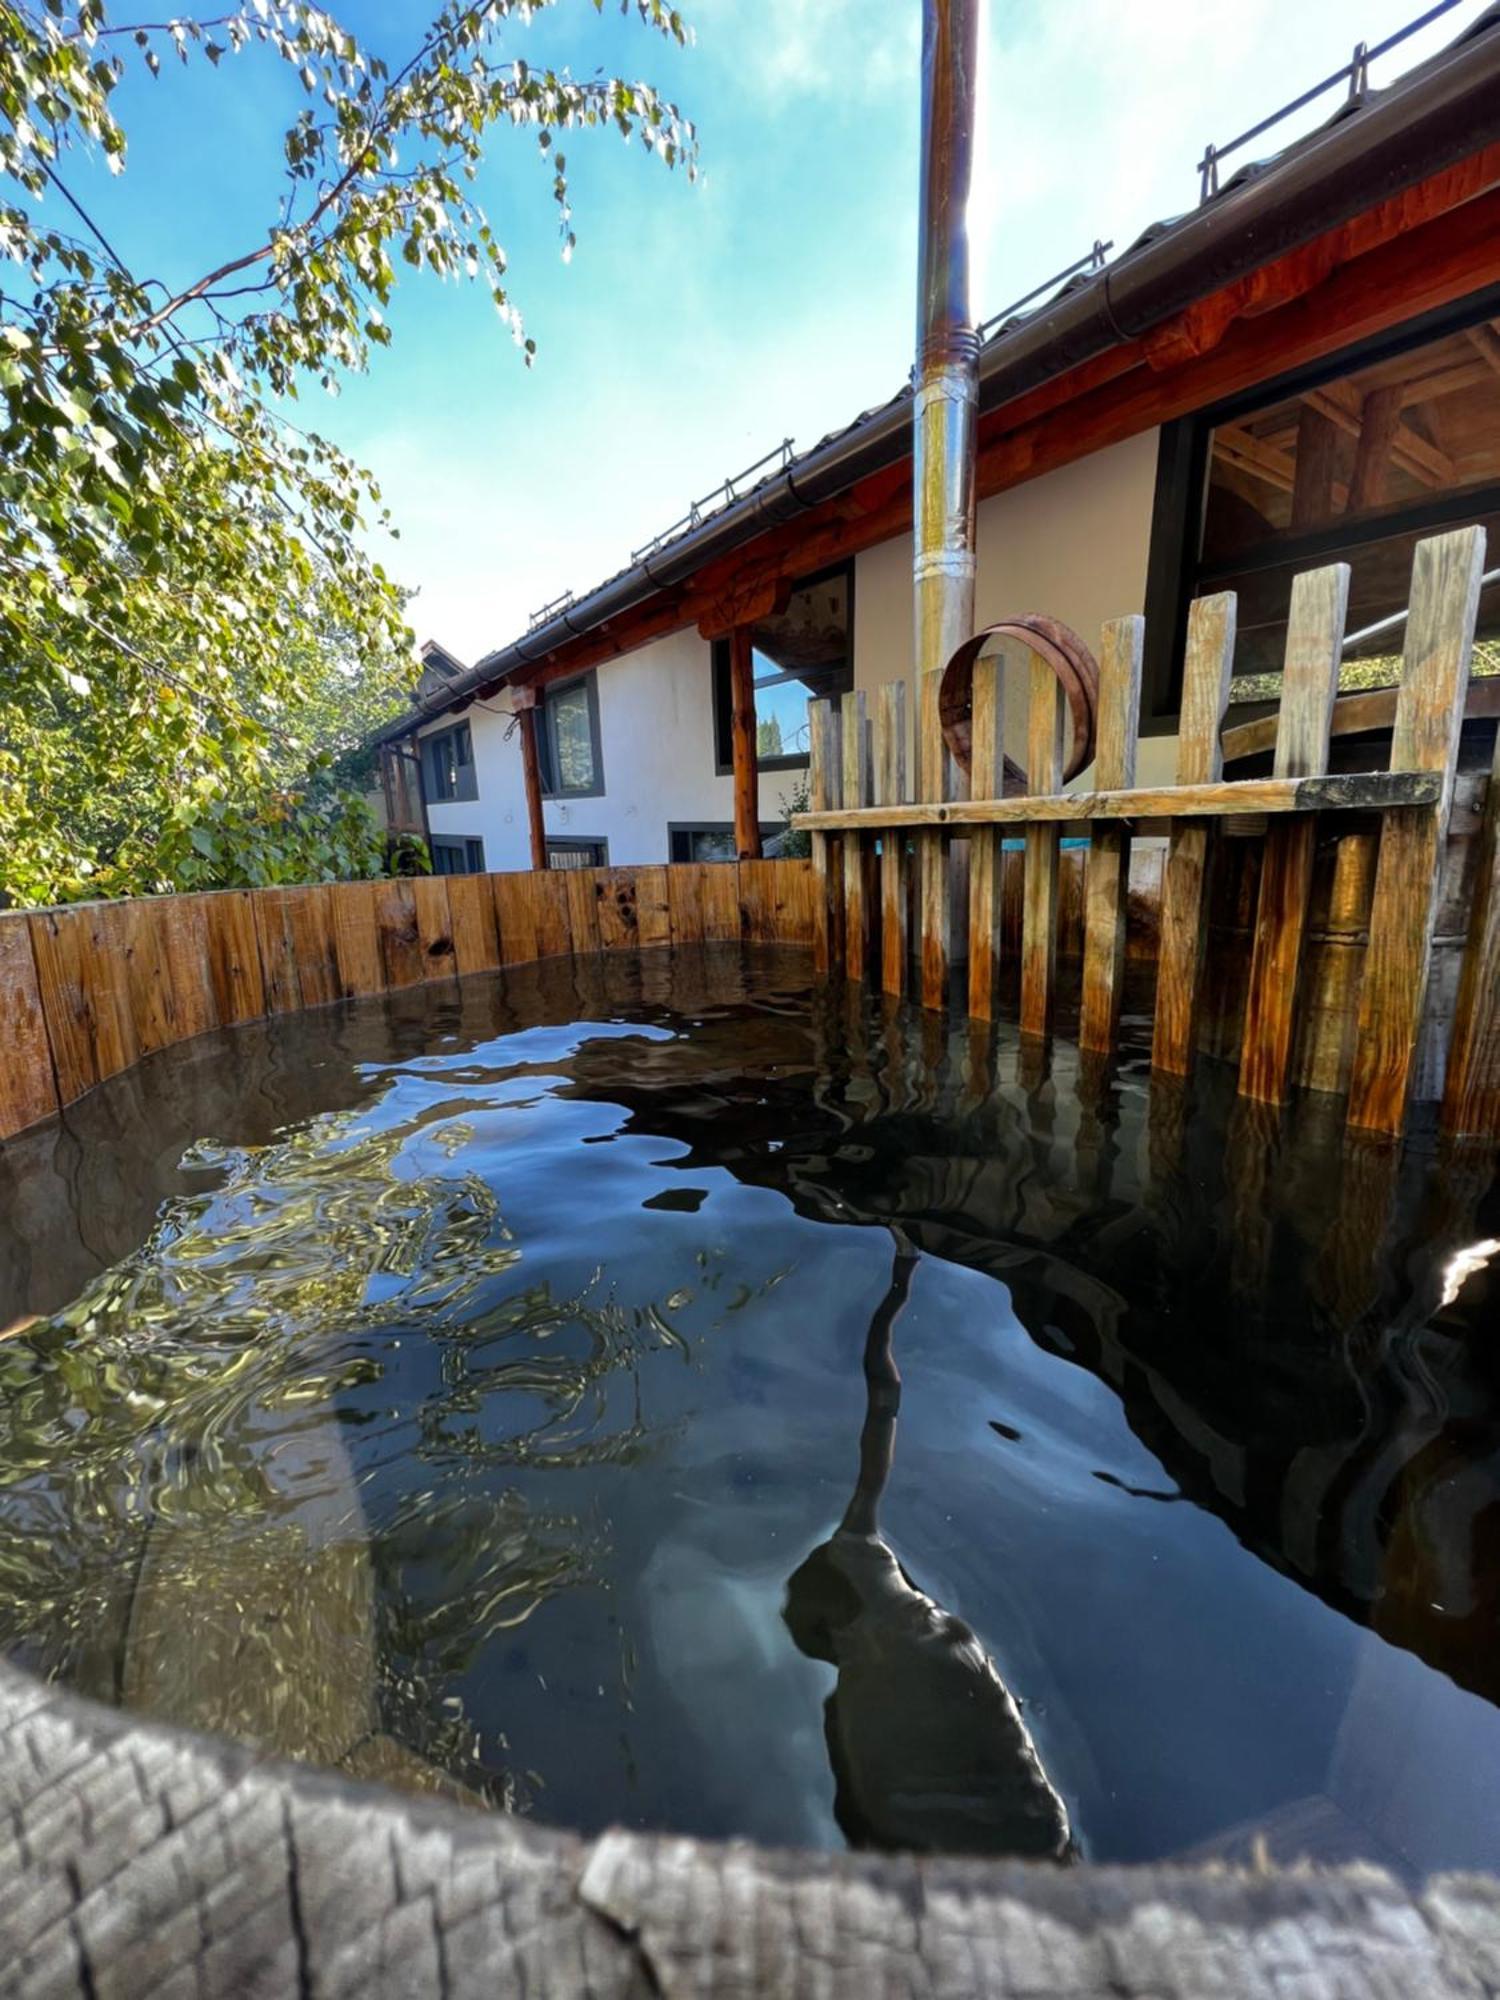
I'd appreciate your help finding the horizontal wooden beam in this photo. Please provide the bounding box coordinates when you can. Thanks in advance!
[1223,677,1500,764]
[795,769,1441,832]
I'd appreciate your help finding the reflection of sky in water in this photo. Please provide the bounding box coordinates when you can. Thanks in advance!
[1,954,1498,1877]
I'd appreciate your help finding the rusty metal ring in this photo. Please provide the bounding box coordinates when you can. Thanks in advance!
[938,614,1100,791]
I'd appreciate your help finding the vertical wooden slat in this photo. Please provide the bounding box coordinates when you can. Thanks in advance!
[411,875,457,981]
[332,881,385,998]
[252,888,303,1015]
[808,699,840,977]
[204,891,266,1025]
[1019,656,1066,1039]
[492,871,537,964]
[1441,729,1500,1138]
[375,878,424,989]
[966,653,1005,1021]
[1239,564,1349,1104]
[841,690,870,980]
[0,913,60,1137]
[531,869,573,958]
[447,874,502,974]
[700,860,743,942]
[634,864,672,949]
[1152,592,1237,1076]
[1079,616,1144,1054]
[875,680,908,997]
[597,868,644,951]
[1350,526,1486,1135]
[917,667,949,1012]
[566,869,602,956]
[667,862,706,947]
[289,885,342,1007]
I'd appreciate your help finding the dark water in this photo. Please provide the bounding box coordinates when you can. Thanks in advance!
[2,945,1499,1875]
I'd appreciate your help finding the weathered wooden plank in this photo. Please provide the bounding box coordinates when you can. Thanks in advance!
[700,860,743,942]
[251,888,304,1014]
[26,905,131,1102]
[0,914,60,1137]
[875,680,907,998]
[776,857,817,943]
[203,891,266,1026]
[492,871,538,964]
[1441,735,1500,1138]
[288,885,342,1008]
[966,654,1005,1021]
[411,876,456,981]
[796,769,1441,831]
[1239,564,1350,1104]
[1152,592,1237,1076]
[531,869,573,958]
[566,869,603,957]
[1020,655,1066,1040]
[331,881,385,999]
[1350,527,1486,1134]
[917,667,949,1012]
[808,699,840,978]
[595,869,640,951]
[118,898,179,1058]
[634,865,672,949]
[446,874,502,976]
[1222,675,1500,766]
[374,878,425,989]
[152,893,216,1049]
[666,863,706,947]
[1079,616,1144,1054]
[841,691,871,981]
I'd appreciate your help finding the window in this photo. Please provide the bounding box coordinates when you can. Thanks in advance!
[669,821,780,864]
[1144,292,1500,723]
[546,837,608,869]
[421,721,477,804]
[711,562,855,772]
[430,836,485,876]
[537,674,604,798]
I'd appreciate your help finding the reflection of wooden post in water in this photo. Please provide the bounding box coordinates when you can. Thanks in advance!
[783,1236,1072,1860]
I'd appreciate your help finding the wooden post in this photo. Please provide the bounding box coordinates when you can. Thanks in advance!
[842,690,871,980]
[876,681,908,997]
[1349,526,1486,1136]
[729,626,763,860]
[918,667,949,1012]
[809,699,843,978]
[513,690,548,873]
[1239,564,1349,1105]
[1020,655,1066,1039]
[1441,727,1500,1139]
[1079,616,1144,1055]
[1151,593,1236,1077]
[967,651,1005,1020]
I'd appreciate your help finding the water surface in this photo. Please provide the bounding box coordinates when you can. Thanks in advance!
[2,945,1498,1874]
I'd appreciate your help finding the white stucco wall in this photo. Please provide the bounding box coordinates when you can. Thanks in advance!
[419,424,1178,865]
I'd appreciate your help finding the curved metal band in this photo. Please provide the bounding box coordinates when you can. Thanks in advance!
[937,614,1101,790]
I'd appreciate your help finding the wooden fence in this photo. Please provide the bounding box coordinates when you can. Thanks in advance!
[798,525,1500,1142]
[0,859,816,1144]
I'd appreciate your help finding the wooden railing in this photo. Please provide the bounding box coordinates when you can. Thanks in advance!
[0,859,815,1144]
[797,526,1500,1142]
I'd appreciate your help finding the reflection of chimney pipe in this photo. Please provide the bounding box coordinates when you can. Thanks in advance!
[914,0,981,691]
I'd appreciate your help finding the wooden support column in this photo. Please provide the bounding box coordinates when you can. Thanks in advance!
[1348,386,1401,513]
[966,652,1005,1021]
[1079,616,1145,1054]
[513,689,548,873]
[1350,526,1486,1136]
[876,681,908,997]
[1151,593,1236,1077]
[729,626,763,860]
[1290,403,1342,530]
[1239,563,1349,1105]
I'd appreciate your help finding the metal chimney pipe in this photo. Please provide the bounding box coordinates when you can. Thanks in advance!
[914,0,982,697]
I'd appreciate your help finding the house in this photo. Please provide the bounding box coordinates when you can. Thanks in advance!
[376,4,1500,876]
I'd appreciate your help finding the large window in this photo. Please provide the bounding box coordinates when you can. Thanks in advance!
[711,562,854,772]
[1145,293,1500,722]
[421,720,476,804]
[546,836,608,869]
[669,821,780,864]
[537,674,604,798]
[430,835,485,875]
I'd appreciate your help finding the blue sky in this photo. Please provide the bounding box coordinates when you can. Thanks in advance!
[59,0,1491,664]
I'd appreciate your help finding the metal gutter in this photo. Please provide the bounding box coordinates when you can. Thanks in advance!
[378,1,1500,745]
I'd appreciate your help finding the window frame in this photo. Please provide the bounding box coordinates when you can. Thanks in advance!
[1141,281,1500,731]
[429,834,485,876]
[537,671,605,800]
[710,558,856,775]
[545,835,609,869]
[668,820,780,864]
[420,719,477,804]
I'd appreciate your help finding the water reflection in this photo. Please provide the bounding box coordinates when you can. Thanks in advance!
[0,945,1497,1876]
[783,1232,1071,1858]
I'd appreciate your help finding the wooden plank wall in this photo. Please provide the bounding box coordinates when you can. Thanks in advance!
[0,859,818,1144]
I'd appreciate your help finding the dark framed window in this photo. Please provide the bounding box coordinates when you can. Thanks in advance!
[421,720,477,803]
[546,836,608,870]
[711,561,855,772]
[669,821,780,864]
[1142,285,1500,729]
[430,835,485,876]
[536,673,604,798]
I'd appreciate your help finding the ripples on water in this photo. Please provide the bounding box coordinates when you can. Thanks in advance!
[1,944,1498,1873]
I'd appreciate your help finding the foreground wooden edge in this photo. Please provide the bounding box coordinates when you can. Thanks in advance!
[3,1656,1500,1998]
